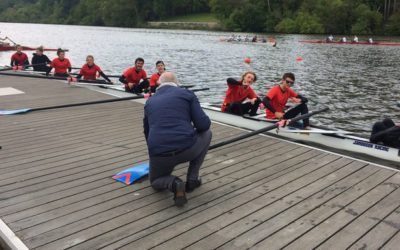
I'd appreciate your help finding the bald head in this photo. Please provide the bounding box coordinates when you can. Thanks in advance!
[159,72,178,84]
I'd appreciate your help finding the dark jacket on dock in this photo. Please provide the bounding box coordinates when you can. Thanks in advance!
[143,85,211,156]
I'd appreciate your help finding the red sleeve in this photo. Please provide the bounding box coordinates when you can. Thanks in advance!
[266,86,278,100]
[11,54,16,61]
[288,87,298,98]
[150,74,158,86]
[123,68,131,78]
[50,59,56,67]
[95,65,102,72]
[24,53,28,61]
[142,70,147,79]
[66,59,71,68]
[247,87,258,99]
[79,65,85,75]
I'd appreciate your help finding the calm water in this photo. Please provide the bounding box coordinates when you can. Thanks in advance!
[1,22,399,136]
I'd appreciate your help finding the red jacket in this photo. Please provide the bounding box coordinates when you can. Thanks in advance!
[11,52,29,66]
[221,78,258,112]
[150,73,161,87]
[265,85,298,119]
[51,58,71,74]
[79,64,102,80]
[122,67,147,85]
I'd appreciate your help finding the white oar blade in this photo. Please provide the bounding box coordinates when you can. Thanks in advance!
[0,108,30,115]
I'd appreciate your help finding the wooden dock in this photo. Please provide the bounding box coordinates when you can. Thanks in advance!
[1,75,400,250]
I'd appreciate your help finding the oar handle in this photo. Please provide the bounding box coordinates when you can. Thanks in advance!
[0,71,111,84]
[190,87,209,92]
[208,107,329,150]
[31,95,144,112]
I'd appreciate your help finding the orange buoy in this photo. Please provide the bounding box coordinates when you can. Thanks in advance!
[296,56,303,62]
[244,57,251,64]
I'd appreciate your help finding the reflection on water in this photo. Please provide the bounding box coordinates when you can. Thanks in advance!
[1,22,399,136]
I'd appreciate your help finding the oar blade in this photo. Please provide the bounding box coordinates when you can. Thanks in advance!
[0,108,30,115]
[112,162,149,185]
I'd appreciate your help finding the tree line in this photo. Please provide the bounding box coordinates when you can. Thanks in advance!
[0,0,399,35]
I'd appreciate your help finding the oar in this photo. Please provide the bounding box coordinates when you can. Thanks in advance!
[0,63,46,72]
[0,95,144,115]
[209,107,329,149]
[4,36,17,45]
[72,82,116,87]
[0,87,210,115]
[0,71,112,84]
[113,107,329,185]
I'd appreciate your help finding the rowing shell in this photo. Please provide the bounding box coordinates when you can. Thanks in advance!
[0,45,68,52]
[299,40,400,46]
[201,103,400,164]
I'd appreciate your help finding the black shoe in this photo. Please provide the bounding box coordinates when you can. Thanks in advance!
[186,178,202,193]
[173,178,187,207]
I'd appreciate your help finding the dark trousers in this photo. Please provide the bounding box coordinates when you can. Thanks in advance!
[226,98,261,116]
[33,66,51,72]
[284,103,310,127]
[149,130,212,192]
[54,73,70,77]
[125,79,150,94]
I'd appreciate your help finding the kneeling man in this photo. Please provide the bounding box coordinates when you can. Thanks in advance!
[143,72,212,206]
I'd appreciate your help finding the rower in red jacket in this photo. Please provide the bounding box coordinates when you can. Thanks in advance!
[119,57,149,94]
[262,72,310,129]
[149,60,166,93]
[10,45,29,68]
[76,55,111,83]
[221,71,261,116]
[47,49,71,77]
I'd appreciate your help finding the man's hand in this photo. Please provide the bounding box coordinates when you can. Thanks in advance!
[250,98,257,105]
[275,112,284,119]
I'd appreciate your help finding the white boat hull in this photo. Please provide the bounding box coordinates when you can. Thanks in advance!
[202,104,400,164]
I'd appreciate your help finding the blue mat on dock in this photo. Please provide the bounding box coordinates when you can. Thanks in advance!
[113,163,149,185]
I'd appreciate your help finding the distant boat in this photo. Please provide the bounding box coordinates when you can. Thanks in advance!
[0,44,67,52]
[299,40,400,46]
[0,35,67,52]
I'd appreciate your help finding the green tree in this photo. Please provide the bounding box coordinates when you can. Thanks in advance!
[296,12,324,34]
[351,4,382,34]
[385,11,400,34]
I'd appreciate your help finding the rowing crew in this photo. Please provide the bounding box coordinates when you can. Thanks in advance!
[221,72,310,129]
[10,46,166,93]
[221,71,400,148]
[326,35,374,44]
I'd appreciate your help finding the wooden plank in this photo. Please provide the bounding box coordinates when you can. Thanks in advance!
[380,231,400,250]
[17,139,292,240]
[5,138,276,227]
[282,173,400,249]
[252,170,396,249]
[165,160,371,250]
[24,143,308,249]
[0,129,147,176]
[348,208,400,249]
[64,149,326,250]
[111,153,338,250]
[0,135,267,213]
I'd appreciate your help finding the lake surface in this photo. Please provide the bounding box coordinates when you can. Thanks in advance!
[1,22,399,136]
